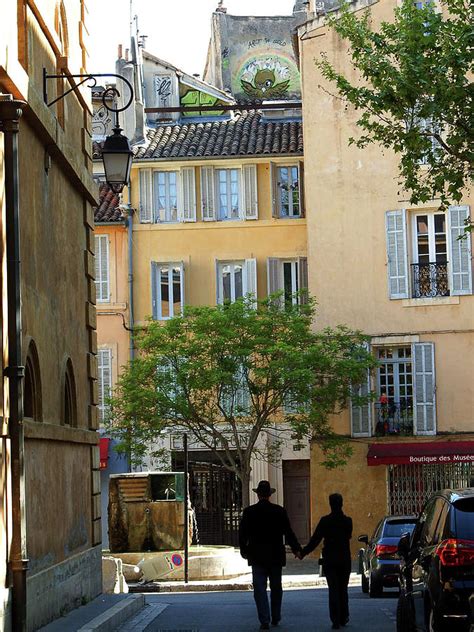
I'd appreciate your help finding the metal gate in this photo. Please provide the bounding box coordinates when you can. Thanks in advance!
[189,463,242,546]
[388,462,474,515]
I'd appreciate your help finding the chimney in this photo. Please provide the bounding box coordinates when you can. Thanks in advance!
[125,48,129,61]
[118,44,123,59]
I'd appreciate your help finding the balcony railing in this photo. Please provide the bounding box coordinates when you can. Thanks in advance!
[411,262,449,298]
[375,401,414,436]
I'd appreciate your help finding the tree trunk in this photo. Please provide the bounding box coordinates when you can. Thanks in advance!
[240,467,251,508]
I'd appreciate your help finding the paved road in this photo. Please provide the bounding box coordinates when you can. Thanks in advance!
[123,586,398,632]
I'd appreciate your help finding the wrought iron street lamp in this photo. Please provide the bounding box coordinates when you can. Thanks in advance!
[43,70,134,191]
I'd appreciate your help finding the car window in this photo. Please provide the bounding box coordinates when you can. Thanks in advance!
[372,520,383,540]
[383,520,417,538]
[432,501,449,544]
[452,498,474,540]
[419,498,445,546]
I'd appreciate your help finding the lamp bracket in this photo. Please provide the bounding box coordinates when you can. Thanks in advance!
[43,69,134,123]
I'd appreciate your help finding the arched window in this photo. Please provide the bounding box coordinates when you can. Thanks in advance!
[63,358,77,427]
[24,340,42,422]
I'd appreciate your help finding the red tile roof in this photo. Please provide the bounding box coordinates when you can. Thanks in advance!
[94,183,123,223]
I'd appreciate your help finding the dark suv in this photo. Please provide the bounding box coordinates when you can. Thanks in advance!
[397,488,474,632]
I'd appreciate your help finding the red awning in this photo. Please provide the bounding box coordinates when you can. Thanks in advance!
[99,437,110,470]
[367,441,474,466]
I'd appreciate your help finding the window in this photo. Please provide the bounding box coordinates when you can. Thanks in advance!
[98,348,112,423]
[271,163,305,218]
[139,168,196,223]
[267,257,308,305]
[95,234,110,302]
[216,259,257,304]
[385,206,472,299]
[217,169,240,220]
[24,341,42,422]
[416,118,442,165]
[152,262,184,319]
[220,365,250,417]
[351,342,436,437]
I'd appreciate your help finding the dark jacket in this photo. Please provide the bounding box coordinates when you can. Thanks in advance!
[239,499,301,567]
[302,510,353,566]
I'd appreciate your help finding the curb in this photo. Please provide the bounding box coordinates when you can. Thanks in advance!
[78,594,145,631]
[130,574,361,594]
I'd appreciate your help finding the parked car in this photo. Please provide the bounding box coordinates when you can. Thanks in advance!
[397,488,474,632]
[358,514,417,597]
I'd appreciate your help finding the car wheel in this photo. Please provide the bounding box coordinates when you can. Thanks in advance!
[369,571,383,598]
[361,570,369,594]
[396,593,415,632]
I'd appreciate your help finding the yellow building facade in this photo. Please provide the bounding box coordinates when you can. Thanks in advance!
[298,0,474,557]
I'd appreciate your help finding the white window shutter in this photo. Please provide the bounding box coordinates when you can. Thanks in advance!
[139,169,152,223]
[245,258,257,300]
[95,234,110,302]
[385,209,409,299]
[267,258,281,295]
[298,161,305,218]
[350,369,372,437]
[151,262,158,319]
[242,164,258,220]
[270,162,278,218]
[201,167,216,221]
[413,342,436,435]
[181,167,196,222]
[98,348,112,422]
[448,206,472,295]
[180,262,185,310]
[298,257,309,304]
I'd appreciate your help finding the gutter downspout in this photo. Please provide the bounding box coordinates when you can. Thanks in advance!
[0,96,28,632]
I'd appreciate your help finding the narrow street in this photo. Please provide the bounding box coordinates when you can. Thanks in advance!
[120,587,398,632]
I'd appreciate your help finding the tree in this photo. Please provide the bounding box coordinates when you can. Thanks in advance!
[107,296,375,507]
[317,0,473,213]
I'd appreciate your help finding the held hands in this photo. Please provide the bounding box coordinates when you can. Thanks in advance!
[295,550,304,560]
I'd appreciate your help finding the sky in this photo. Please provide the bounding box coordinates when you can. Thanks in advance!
[88,0,296,77]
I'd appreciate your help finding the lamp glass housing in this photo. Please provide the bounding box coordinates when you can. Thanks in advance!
[102,126,133,192]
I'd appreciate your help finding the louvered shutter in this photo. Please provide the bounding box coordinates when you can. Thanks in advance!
[270,162,279,218]
[180,167,196,222]
[98,348,112,423]
[94,234,110,302]
[245,258,257,300]
[151,262,159,319]
[448,206,472,295]
[385,210,409,299]
[413,342,436,435]
[139,169,153,223]
[298,257,308,304]
[201,167,216,221]
[242,164,258,220]
[298,161,305,218]
[350,369,372,437]
[267,258,281,295]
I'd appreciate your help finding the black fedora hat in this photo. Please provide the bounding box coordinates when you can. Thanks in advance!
[253,480,276,496]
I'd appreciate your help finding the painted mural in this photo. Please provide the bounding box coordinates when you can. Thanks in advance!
[179,86,226,117]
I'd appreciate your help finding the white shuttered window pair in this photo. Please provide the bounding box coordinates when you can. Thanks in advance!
[94,234,110,302]
[267,257,308,305]
[216,259,257,304]
[201,165,258,221]
[139,168,196,223]
[385,207,472,299]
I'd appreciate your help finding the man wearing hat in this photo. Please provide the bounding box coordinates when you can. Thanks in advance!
[239,480,302,630]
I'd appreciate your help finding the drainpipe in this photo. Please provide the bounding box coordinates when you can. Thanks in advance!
[0,95,28,632]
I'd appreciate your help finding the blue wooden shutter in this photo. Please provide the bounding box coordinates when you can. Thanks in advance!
[413,342,436,435]
[448,206,472,295]
[385,210,409,299]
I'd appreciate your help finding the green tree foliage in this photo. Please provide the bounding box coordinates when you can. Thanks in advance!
[107,296,375,507]
[318,0,473,212]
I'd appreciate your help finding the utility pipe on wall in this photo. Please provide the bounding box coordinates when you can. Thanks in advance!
[0,95,28,632]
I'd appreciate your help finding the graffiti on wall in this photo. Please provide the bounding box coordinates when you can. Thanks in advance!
[92,105,113,138]
[154,74,173,108]
[180,87,225,117]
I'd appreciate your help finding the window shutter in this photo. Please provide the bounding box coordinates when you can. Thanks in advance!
[179,262,185,310]
[201,167,216,221]
[139,169,152,223]
[448,206,472,295]
[267,258,281,295]
[180,167,196,222]
[242,164,258,220]
[95,234,110,302]
[151,262,158,319]
[298,256,308,304]
[270,162,279,218]
[245,258,257,300]
[298,161,305,218]
[385,209,409,299]
[350,366,372,437]
[413,342,436,435]
[98,348,112,422]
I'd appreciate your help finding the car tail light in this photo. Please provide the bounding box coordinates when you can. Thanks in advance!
[375,544,398,557]
[435,539,474,567]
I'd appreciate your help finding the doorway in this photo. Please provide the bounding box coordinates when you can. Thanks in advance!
[283,459,310,544]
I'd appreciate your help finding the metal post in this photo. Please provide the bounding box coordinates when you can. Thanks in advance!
[183,433,189,583]
[0,95,28,632]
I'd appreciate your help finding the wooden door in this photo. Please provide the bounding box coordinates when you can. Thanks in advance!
[283,460,310,544]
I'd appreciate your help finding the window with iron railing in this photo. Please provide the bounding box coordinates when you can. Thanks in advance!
[375,347,414,436]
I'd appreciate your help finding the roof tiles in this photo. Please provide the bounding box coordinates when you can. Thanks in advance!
[94,183,122,223]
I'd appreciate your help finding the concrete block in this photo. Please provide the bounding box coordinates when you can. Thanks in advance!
[102,557,129,595]
[122,563,143,582]
[78,594,144,632]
